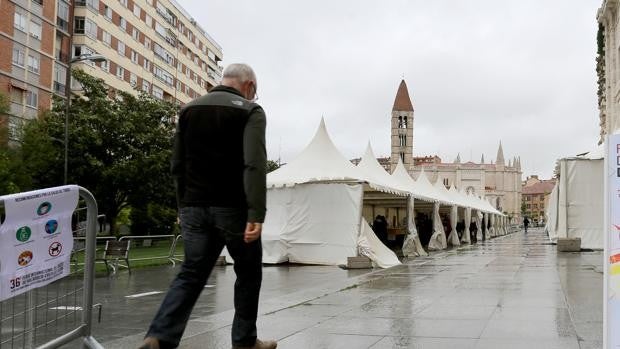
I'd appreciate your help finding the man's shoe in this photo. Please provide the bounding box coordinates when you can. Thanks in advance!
[232,339,277,349]
[138,337,160,349]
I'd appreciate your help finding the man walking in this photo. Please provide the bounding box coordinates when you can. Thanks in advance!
[523,216,530,233]
[140,64,276,349]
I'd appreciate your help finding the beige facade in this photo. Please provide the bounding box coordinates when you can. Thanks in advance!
[71,0,222,104]
[390,80,523,222]
[598,0,620,142]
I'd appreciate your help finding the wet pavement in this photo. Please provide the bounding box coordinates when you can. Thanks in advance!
[101,228,603,349]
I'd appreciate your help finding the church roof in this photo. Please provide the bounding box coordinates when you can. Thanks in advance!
[392,80,414,112]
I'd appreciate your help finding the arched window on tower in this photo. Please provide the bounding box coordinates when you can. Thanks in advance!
[398,116,402,128]
[400,152,405,163]
[402,116,407,129]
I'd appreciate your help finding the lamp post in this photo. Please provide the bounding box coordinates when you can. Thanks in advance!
[64,53,107,185]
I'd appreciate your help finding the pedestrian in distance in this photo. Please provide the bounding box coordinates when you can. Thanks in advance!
[140,63,276,349]
[523,216,530,233]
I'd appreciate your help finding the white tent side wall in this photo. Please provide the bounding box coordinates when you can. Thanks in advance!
[263,183,363,265]
[547,158,603,249]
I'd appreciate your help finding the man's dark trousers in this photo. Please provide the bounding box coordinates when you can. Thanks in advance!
[146,206,263,348]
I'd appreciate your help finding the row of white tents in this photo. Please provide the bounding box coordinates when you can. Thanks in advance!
[245,119,511,268]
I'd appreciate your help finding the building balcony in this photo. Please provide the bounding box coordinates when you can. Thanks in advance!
[53,81,66,94]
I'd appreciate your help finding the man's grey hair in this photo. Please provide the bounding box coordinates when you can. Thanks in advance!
[222,63,257,84]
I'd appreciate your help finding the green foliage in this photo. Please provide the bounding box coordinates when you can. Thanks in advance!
[0,92,27,195]
[130,203,178,236]
[597,23,606,108]
[267,159,280,173]
[19,69,178,232]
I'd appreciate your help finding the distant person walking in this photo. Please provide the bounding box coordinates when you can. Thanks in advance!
[140,64,276,349]
[523,217,530,233]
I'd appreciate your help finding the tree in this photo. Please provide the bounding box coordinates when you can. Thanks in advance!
[20,70,178,233]
[267,160,280,173]
[0,92,26,195]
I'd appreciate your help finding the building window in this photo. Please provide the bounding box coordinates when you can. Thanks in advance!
[88,0,99,11]
[11,89,24,104]
[104,5,112,20]
[54,64,67,93]
[131,50,139,64]
[74,16,85,34]
[144,37,151,49]
[29,21,42,40]
[26,89,38,108]
[443,178,449,187]
[142,80,150,92]
[57,1,70,31]
[145,14,152,27]
[27,55,40,74]
[400,152,405,163]
[12,47,25,67]
[143,58,151,71]
[130,72,137,86]
[102,30,111,45]
[85,19,97,39]
[116,66,125,80]
[133,4,141,17]
[32,0,43,6]
[118,41,125,56]
[14,12,27,32]
[154,43,174,66]
[153,64,174,86]
[399,134,406,147]
[119,0,127,7]
[132,28,139,41]
[100,60,109,72]
[152,85,163,99]
[119,17,127,31]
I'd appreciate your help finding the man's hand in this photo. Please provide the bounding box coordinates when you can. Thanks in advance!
[244,222,262,243]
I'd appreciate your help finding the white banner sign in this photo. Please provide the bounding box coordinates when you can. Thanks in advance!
[607,134,620,348]
[0,186,78,301]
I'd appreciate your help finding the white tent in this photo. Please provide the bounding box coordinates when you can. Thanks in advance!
[390,160,428,257]
[260,119,402,267]
[546,148,603,249]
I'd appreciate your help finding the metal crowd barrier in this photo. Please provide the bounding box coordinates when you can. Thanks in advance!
[0,187,102,349]
[118,234,184,268]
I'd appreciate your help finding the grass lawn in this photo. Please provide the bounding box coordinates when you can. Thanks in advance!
[71,238,185,275]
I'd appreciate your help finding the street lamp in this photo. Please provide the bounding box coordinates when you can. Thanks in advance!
[64,53,107,185]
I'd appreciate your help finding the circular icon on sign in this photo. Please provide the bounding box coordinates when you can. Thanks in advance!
[45,220,59,234]
[37,202,52,216]
[49,242,62,257]
[18,251,33,266]
[16,226,32,242]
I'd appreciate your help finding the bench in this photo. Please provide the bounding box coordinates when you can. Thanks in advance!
[97,240,131,274]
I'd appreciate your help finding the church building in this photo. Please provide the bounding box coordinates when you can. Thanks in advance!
[389,80,523,221]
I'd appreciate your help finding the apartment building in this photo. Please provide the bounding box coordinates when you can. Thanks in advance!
[0,0,72,140]
[522,175,556,224]
[71,0,222,104]
[0,0,223,142]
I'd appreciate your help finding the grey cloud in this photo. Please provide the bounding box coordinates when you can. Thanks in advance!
[180,0,601,178]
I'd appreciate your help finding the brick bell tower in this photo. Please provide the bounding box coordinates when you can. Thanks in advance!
[390,79,414,172]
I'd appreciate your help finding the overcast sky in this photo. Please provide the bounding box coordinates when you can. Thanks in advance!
[179,0,601,179]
